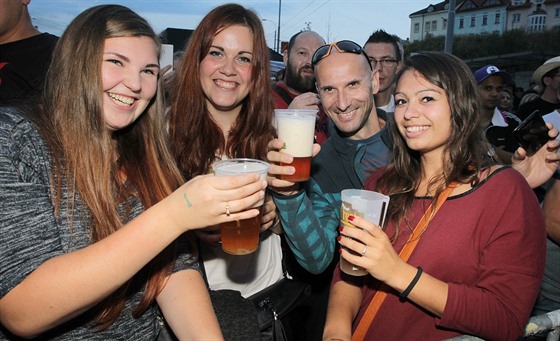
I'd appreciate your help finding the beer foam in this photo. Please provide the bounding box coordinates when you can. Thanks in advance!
[214,162,268,177]
[276,114,316,157]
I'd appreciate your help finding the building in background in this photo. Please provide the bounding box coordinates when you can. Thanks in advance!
[507,0,560,32]
[409,0,560,42]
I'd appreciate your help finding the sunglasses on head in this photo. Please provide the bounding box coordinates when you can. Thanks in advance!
[311,40,372,69]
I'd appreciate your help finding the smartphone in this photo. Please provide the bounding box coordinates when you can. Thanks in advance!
[512,110,551,157]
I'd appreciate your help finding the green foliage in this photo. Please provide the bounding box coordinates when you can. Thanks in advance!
[405,29,560,60]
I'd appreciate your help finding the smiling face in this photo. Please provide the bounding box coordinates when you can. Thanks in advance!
[394,69,452,160]
[200,24,253,117]
[101,36,159,131]
[315,50,380,140]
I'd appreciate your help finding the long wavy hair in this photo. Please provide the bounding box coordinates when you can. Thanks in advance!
[35,4,185,329]
[168,3,275,178]
[374,52,490,238]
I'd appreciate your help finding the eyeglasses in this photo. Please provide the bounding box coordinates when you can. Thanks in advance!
[369,58,399,68]
[311,40,372,69]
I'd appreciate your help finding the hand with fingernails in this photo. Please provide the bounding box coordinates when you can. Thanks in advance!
[511,123,560,188]
[163,173,267,236]
[338,215,413,288]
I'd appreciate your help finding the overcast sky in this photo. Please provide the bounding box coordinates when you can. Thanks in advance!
[30,0,436,50]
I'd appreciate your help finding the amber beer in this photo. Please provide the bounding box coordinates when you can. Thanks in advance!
[275,109,317,182]
[280,156,312,182]
[339,189,390,276]
[212,158,270,255]
[220,215,261,255]
[339,199,369,276]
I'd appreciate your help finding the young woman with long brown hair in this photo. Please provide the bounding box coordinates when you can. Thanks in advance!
[168,3,282,299]
[324,52,547,340]
[0,5,265,339]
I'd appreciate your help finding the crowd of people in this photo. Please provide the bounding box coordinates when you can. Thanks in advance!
[1,1,559,340]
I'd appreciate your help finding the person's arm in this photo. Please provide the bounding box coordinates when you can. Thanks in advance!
[0,170,265,338]
[268,138,339,273]
[259,194,281,233]
[157,269,223,340]
[272,177,341,274]
[338,172,545,340]
[543,178,560,243]
[338,217,449,317]
[511,123,560,188]
[322,279,362,341]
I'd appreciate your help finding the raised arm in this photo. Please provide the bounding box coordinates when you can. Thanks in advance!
[0,165,265,338]
[511,123,560,188]
[267,138,339,273]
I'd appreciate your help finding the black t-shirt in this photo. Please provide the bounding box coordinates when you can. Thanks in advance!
[0,33,58,104]
[516,97,560,121]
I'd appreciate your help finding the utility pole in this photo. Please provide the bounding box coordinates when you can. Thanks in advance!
[277,0,282,53]
[444,0,456,54]
[263,18,277,52]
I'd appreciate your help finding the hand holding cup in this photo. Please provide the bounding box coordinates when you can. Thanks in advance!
[165,173,266,236]
[339,189,389,276]
[274,109,318,182]
[213,158,270,255]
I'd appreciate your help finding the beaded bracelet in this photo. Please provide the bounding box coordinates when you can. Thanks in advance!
[399,266,423,301]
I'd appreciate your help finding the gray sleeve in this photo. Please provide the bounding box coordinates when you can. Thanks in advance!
[173,234,201,274]
[0,110,63,298]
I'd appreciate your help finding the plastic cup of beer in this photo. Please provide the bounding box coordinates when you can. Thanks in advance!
[274,109,317,182]
[212,158,270,255]
[340,189,390,276]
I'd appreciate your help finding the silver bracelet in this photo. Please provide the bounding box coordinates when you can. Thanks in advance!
[271,217,281,229]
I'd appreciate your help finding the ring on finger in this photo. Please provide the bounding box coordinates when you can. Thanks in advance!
[225,202,231,216]
[361,245,367,256]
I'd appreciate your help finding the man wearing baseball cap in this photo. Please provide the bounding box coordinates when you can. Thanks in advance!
[474,64,522,164]
[517,56,560,121]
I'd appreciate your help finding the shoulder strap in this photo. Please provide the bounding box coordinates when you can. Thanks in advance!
[273,84,294,106]
[351,183,457,341]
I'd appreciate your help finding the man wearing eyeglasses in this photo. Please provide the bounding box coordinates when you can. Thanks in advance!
[267,40,560,340]
[273,30,330,144]
[267,40,392,340]
[363,30,403,115]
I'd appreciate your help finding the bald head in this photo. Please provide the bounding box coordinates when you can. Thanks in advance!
[283,30,325,94]
[314,48,373,86]
[286,31,325,56]
[314,50,380,140]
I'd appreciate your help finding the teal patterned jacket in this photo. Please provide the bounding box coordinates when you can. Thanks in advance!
[272,124,391,274]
